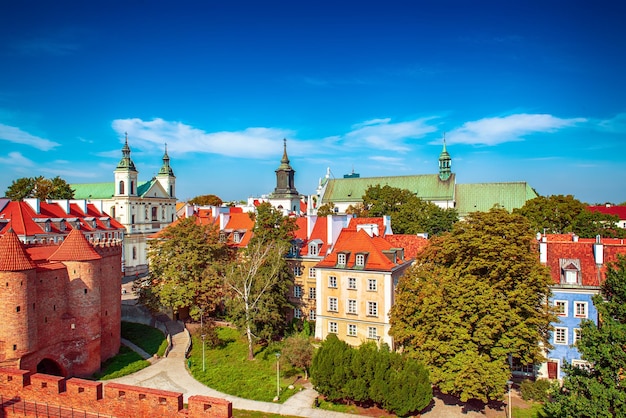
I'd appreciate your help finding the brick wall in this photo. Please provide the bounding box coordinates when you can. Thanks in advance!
[0,368,232,418]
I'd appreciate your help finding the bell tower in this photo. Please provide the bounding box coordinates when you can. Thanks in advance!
[438,135,452,181]
[114,133,139,197]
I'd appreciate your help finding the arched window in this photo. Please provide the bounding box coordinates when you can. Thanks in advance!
[132,246,137,260]
[119,181,125,195]
[130,181,135,194]
[110,206,116,218]
[152,207,158,221]
[169,185,173,196]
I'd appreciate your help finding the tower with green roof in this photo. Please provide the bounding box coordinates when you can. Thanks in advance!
[438,137,452,181]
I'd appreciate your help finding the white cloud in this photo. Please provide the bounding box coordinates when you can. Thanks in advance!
[597,112,626,133]
[0,124,60,151]
[344,117,438,152]
[449,114,586,146]
[0,151,35,167]
[111,118,296,159]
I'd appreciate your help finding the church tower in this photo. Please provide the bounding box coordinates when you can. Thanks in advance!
[156,144,176,198]
[438,136,452,181]
[269,139,301,214]
[114,133,139,197]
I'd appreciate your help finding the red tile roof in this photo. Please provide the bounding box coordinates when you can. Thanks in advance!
[544,234,626,286]
[48,228,102,261]
[223,212,254,247]
[0,229,36,271]
[588,205,626,220]
[348,217,386,234]
[309,216,331,256]
[384,234,429,259]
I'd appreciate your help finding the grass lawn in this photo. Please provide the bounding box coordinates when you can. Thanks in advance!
[513,401,546,418]
[233,410,300,418]
[121,321,168,356]
[187,327,306,402]
[94,346,150,380]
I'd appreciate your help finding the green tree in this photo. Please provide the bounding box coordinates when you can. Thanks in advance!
[310,334,353,401]
[139,217,231,317]
[514,194,585,234]
[544,255,626,417]
[316,202,335,217]
[281,335,314,380]
[188,194,223,206]
[390,208,555,403]
[571,209,626,239]
[362,184,416,217]
[5,176,74,200]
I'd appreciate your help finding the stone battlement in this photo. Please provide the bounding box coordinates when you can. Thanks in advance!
[0,368,231,418]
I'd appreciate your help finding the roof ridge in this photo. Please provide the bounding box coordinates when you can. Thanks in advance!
[49,228,101,262]
[0,229,36,271]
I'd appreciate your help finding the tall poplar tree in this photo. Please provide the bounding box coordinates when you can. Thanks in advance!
[390,208,555,402]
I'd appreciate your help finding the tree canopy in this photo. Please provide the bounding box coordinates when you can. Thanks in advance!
[514,195,625,238]
[5,176,74,201]
[544,255,626,417]
[359,184,458,236]
[139,217,232,318]
[390,208,555,402]
[188,194,223,206]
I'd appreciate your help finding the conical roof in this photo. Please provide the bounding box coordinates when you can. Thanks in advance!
[115,133,138,172]
[0,228,36,271]
[49,228,101,262]
[157,143,175,176]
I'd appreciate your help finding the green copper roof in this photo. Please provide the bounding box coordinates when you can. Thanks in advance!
[454,182,538,217]
[71,180,152,199]
[321,173,455,203]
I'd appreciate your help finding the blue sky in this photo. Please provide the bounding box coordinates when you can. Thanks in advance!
[1,1,625,204]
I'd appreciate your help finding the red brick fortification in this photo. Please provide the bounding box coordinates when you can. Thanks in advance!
[0,368,232,418]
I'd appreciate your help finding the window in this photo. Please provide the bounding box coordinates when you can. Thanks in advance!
[356,254,365,267]
[233,232,243,243]
[293,266,302,276]
[574,328,582,344]
[308,268,316,278]
[130,181,135,195]
[554,327,567,345]
[564,270,578,284]
[309,310,316,321]
[152,207,158,221]
[328,321,337,334]
[367,301,378,317]
[328,297,338,312]
[347,299,357,314]
[294,285,302,299]
[294,308,302,319]
[348,324,357,337]
[219,232,226,242]
[290,244,299,256]
[368,327,378,339]
[309,287,316,300]
[574,302,588,318]
[328,276,337,288]
[132,246,137,260]
[337,253,346,265]
[309,244,318,256]
[368,279,377,291]
[119,181,124,195]
[554,300,567,317]
[348,277,357,290]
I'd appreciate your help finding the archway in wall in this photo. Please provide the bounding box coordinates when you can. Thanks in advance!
[37,358,64,377]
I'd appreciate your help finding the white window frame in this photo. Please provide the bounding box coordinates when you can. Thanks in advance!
[367,327,378,339]
[367,301,378,317]
[328,276,337,288]
[328,297,338,312]
[368,279,377,292]
[309,243,318,256]
[337,253,346,265]
[293,266,302,277]
[573,328,582,344]
[308,267,316,278]
[356,254,365,267]
[294,308,302,319]
[309,310,316,321]
[554,300,568,317]
[554,327,568,345]
[348,277,357,290]
[347,299,357,314]
[294,285,302,299]
[308,287,316,300]
[574,301,588,318]
[347,324,357,337]
[328,321,337,334]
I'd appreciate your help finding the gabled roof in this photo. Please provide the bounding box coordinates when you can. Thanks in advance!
[223,212,254,248]
[308,216,331,256]
[48,228,101,262]
[588,205,626,220]
[0,229,36,271]
[321,173,455,204]
[316,227,410,271]
[71,183,116,199]
[455,182,538,217]
[348,217,386,235]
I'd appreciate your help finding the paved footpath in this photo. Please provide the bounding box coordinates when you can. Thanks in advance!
[110,318,500,417]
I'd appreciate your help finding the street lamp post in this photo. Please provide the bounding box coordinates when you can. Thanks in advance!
[274,352,281,401]
[200,310,206,372]
[201,334,206,372]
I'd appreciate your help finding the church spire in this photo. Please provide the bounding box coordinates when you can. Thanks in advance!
[158,143,175,176]
[278,138,292,170]
[273,138,299,198]
[116,133,137,172]
[438,133,452,181]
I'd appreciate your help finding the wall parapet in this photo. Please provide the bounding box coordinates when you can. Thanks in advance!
[0,368,231,418]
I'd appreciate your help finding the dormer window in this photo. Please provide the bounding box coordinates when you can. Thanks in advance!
[44,220,51,232]
[308,240,322,256]
[60,220,66,231]
[233,231,244,243]
[290,243,299,257]
[355,253,366,267]
[219,232,226,242]
[560,258,581,285]
[337,253,347,266]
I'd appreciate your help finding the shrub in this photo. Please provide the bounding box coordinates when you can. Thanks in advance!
[520,379,551,403]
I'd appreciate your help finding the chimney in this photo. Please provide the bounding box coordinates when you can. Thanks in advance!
[539,241,547,264]
[594,235,604,265]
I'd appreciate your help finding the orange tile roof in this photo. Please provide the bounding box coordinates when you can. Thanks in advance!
[316,228,408,271]
[223,212,254,247]
[384,234,429,259]
[348,217,385,233]
[48,228,102,262]
[309,216,330,255]
[0,229,36,271]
